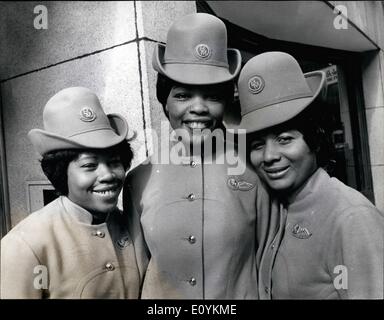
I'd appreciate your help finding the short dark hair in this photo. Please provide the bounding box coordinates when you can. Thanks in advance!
[40,141,134,195]
[286,102,334,168]
[155,73,235,117]
[247,100,334,169]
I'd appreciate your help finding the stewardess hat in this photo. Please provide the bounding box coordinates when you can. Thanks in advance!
[230,51,326,133]
[152,12,242,85]
[28,87,130,155]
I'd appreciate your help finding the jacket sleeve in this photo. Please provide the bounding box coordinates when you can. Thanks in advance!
[329,205,384,299]
[1,232,44,299]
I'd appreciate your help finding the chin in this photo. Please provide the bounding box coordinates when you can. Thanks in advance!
[264,179,292,193]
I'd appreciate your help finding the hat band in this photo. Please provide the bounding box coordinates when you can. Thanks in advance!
[241,91,313,116]
[67,126,115,138]
[164,58,229,68]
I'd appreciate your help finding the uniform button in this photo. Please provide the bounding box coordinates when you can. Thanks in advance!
[95,230,105,238]
[189,277,196,286]
[265,286,270,294]
[271,242,275,249]
[190,161,197,167]
[105,263,115,271]
[188,235,196,244]
[187,193,196,201]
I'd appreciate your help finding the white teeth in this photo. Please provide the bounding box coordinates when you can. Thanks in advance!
[93,188,118,196]
[186,122,208,129]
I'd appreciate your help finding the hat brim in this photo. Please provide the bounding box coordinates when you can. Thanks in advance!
[225,70,326,133]
[28,114,130,156]
[152,44,242,85]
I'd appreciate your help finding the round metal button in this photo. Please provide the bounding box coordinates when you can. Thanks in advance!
[96,230,105,238]
[271,242,275,249]
[189,277,196,286]
[105,263,115,271]
[187,193,196,201]
[265,286,270,294]
[190,161,197,168]
[188,235,196,244]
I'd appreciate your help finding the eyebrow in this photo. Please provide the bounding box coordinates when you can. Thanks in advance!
[76,154,98,161]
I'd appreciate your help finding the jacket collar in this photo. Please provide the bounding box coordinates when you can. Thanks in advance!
[60,196,120,225]
[286,168,330,213]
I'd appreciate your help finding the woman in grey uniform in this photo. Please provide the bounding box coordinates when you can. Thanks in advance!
[1,87,147,298]
[124,13,274,299]
[234,51,384,299]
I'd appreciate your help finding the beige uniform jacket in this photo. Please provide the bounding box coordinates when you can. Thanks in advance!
[1,196,148,299]
[258,168,384,299]
[124,139,275,299]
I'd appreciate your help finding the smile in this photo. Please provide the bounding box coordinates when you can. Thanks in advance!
[183,120,213,130]
[92,186,120,198]
[264,166,290,179]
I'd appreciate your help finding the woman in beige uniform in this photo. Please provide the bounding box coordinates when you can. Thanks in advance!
[1,87,147,298]
[124,13,274,299]
[234,51,384,299]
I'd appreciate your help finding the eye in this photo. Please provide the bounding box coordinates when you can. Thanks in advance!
[81,162,97,170]
[207,94,223,101]
[174,92,190,100]
[108,157,122,167]
[251,141,264,151]
[277,135,293,145]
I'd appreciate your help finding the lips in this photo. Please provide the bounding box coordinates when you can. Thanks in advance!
[263,166,290,179]
[92,185,121,198]
[183,119,213,130]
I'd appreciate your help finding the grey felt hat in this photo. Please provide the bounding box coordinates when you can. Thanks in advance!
[152,13,242,85]
[229,51,326,133]
[28,87,130,155]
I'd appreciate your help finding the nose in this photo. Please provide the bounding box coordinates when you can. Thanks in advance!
[263,140,281,164]
[189,96,209,114]
[97,163,116,182]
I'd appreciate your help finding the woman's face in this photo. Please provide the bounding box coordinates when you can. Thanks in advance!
[249,128,318,202]
[67,150,126,217]
[166,84,226,146]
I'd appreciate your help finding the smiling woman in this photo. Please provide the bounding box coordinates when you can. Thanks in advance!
[0,87,148,299]
[235,51,384,299]
[123,13,275,299]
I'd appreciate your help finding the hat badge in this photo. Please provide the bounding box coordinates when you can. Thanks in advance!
[292,223,312,239]
[79,106,97,122]
[227,177,255,191]
[248,75,265,94]
[195,43,211,60]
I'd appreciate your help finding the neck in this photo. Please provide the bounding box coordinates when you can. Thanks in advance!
[91,211,111,225]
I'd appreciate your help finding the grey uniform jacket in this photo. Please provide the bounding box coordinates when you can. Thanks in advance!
[124,140,275,299]
[258,168,384,299]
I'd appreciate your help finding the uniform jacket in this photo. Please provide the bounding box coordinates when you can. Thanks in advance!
[258,168,384,299]
[1,196,148,299]
[124,138,275,299]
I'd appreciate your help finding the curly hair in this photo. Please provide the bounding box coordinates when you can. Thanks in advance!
[40,141,134,195]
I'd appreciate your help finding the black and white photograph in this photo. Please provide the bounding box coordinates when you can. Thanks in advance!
[0,0,383,310]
